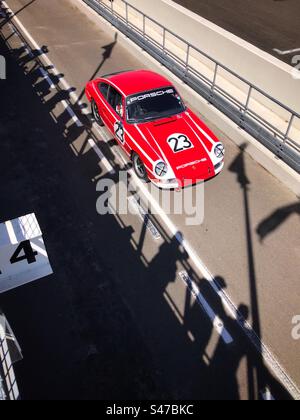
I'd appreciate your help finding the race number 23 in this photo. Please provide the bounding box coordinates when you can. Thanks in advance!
[167,133,193,153]
[0,240,38,274]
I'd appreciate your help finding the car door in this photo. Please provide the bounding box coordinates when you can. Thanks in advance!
[106,85,126,147]
[96,82,111,127]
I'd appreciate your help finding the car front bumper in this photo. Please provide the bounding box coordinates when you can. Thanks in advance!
[151,178,180,190]
[151,160,224,190]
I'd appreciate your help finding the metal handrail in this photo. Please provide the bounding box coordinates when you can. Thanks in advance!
[83,0,300,173]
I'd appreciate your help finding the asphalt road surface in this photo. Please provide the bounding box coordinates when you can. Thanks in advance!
[173,0,300,65]
[0,0,299,400]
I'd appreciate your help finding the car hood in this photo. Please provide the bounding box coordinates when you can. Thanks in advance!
[136,111,219,179]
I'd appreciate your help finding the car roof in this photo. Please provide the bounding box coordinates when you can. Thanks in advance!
[102,70,173,97]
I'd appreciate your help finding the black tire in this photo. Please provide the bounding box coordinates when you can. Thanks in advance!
[132,153,149,182]
[92,100,104,126]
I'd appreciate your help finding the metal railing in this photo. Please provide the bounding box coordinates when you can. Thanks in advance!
[83,0,300,173]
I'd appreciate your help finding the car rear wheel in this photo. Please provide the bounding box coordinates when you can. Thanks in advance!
[92,100,104,126]
[132,153,149,182]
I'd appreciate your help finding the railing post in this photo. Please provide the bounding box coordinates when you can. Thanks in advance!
[125,2,128,25]
[244,86,253,114]
[111,0,114,14]
[284,114,294,143]
[185,44,190,73]
[211,63,219,92]
[143,14,146,37]
[239,85,252,126]
[209,63,219,102]
[162,27,166,54]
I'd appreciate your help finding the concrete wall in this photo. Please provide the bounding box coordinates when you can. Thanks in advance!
[126,0,300,115]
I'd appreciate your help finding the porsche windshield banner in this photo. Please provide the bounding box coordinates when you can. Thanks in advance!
[127,87,176,105]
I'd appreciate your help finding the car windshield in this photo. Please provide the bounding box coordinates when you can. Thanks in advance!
[126,87,186,123]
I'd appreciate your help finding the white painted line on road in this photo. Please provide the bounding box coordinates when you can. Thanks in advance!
[261,388,275,401]
[88,138,115,174]
[273,48,300,56]
[25,47,34,59]
[3,3,88,112]
[128,196,161,240]
[5,1,300,400]
[61,100,83,128]
[94,124,111,142]
[94,125,107,140]
[39,67,55,89]
[164,290,185,325]
[179,271,234,345]
[7,22,16,34]
[19,42,34,59]
[5,221,18,245]
[164,291,195,342]
[31,241,48,258]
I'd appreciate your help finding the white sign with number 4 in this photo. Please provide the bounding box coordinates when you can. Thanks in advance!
[0,214,53,293]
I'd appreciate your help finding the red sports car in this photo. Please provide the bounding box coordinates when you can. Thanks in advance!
[85,70,225,188]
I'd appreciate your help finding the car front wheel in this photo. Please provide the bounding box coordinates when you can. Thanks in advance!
[132,153,149,182]
[92,100,104,126]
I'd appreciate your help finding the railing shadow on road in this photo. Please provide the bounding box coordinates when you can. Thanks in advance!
[0,22,292,400]
[0,0,37,30]
[256,202,300,243]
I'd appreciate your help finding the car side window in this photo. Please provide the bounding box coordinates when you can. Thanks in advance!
[107,86,123,117]
[99,83,109,99]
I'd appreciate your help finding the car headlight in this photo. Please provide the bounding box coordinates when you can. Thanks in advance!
[214,143,225,159]
[155,161,168,177]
